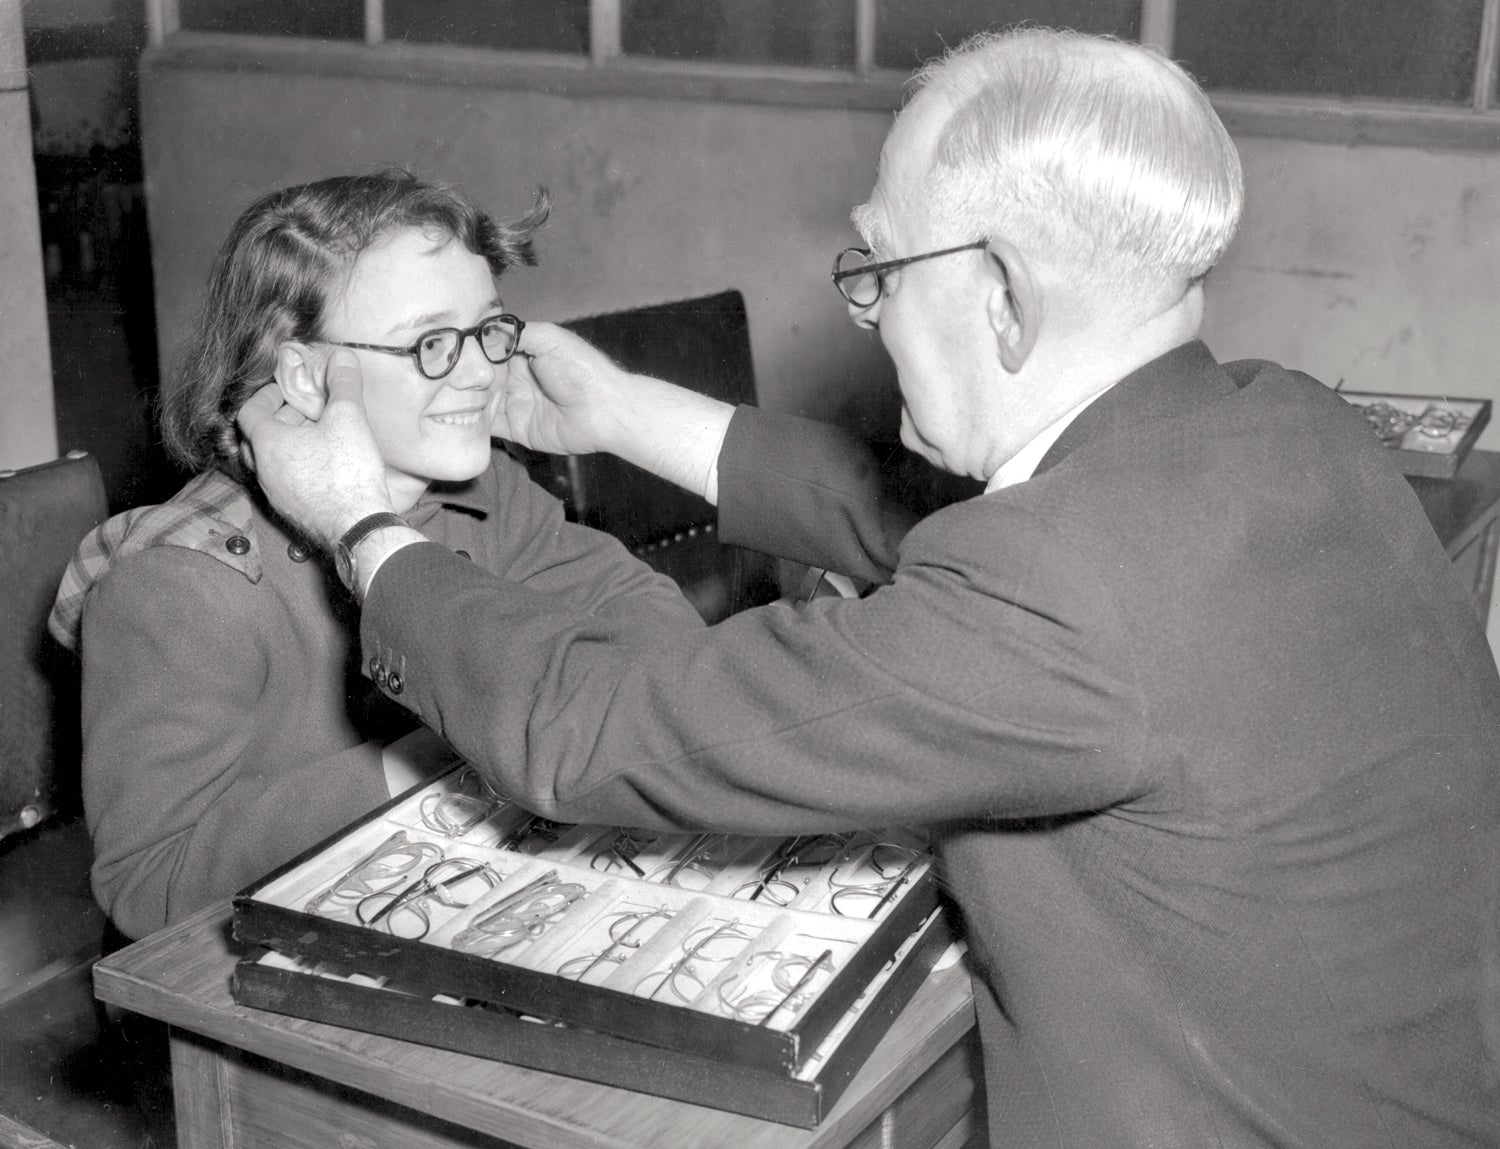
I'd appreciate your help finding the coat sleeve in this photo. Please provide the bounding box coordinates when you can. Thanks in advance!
[716,407,917,585]
[360,496,1152,835]
[482,449,706,628]
[80,550,389,939]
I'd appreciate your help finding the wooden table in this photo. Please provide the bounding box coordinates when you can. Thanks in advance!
[1407,448,1500,620]
[92,902,979,1149]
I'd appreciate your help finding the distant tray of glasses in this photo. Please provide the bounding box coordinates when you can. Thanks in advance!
[1336,389,1491,479]
[230,764,952,1126]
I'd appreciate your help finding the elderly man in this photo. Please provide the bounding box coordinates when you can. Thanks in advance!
[242,29,1499,1148]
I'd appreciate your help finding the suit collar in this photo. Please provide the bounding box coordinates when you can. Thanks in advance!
[1034,339,1232,477]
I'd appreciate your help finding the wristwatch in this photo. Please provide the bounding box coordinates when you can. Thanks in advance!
[334,511,408,594]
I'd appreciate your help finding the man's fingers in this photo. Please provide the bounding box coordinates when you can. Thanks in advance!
[515,321,602,362]
[236,382,284,438]
[514,320,566,357]
[324,348,366,404]
[492,361,530,437]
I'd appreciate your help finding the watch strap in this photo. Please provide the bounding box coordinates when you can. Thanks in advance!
[338,511,408,554]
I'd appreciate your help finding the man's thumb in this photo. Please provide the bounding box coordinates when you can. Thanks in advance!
[514,320,571,358]
[324,349,365,404]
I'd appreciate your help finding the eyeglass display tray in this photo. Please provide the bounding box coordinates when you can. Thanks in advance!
[1336,389,1491,479]
[230,765,953,1126]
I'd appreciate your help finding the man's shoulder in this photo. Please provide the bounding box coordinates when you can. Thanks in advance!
[1220,355,1343,406]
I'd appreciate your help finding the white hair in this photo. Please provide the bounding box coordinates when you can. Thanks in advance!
[912,28,1243,293]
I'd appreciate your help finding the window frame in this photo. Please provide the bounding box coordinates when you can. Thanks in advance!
[143,0,1500,150]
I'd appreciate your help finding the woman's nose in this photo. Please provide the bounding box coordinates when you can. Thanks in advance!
[446,334,497,388]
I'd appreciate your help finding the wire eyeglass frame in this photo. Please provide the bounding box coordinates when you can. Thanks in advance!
[831,241,989,308]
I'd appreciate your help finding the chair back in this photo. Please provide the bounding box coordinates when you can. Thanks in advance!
[0,451,108,840]
[516,290,776,622]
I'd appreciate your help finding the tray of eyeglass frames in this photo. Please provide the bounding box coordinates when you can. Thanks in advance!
[230,765,953,1121]
[1336,390,1491,478]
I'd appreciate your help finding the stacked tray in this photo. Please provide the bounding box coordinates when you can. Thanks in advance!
[231,765,954,1126]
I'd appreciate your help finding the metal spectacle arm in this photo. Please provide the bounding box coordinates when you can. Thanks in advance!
[305,831,437,916]
[451,870,588,954]
[660,833,718,886]
[358,859,497,930]
[865,855,923,919]
[562,906,673,981]
[758,949,835,1028]
[419,791,500,838]
[641,918,746,1002]
[497,814,569,852]
[591,830,649,877]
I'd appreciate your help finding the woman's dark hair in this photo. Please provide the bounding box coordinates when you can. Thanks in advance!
[161,169,550,483]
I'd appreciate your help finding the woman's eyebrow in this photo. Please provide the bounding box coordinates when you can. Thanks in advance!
[388,310,452,336]
[384,297,505,338]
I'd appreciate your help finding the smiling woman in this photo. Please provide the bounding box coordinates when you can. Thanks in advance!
[279,227,526,509]
[44,170,707,942]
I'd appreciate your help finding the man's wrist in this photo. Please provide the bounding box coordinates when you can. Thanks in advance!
[327,502,397,550]
[351,525,425,604]
[613,376,734,505]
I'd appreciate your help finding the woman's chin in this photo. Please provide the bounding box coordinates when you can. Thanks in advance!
[425,455,490,483]
[389,444,492,491]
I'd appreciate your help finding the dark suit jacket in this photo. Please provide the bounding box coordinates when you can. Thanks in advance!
[363,340,1500,1146]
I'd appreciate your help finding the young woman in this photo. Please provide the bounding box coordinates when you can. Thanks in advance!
[49,171,702,941]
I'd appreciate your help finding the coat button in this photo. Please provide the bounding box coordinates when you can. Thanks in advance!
[287,541,312,562]
[386,671,404,695]
[225,535,251,556]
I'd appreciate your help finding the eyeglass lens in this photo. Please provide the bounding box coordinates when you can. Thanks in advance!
[833,249,881,307]
[418,317,521,378]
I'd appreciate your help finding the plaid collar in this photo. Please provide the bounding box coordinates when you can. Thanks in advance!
[48,466,492,653]
[49,469,258,652]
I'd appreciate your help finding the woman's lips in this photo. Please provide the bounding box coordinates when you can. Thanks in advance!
[428,409,485,426]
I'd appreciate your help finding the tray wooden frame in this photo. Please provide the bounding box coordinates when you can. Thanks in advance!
[230,767,953,1123]
[232,906,953,1128]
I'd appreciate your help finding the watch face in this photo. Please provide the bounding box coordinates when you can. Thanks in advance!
[334,543,356,591]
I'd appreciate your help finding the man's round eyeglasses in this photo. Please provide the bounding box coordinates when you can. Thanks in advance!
[328,314,525,380]
[831,241,989,308]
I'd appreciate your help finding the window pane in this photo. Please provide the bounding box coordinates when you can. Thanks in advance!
[179,0,364,39]
[1174,0,1484,103]
[386,0,589,54]
[876,0,1141,71]
[622,0,855,68]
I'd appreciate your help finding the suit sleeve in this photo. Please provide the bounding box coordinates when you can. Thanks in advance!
[716,407,916,585]
[483,449,705,627]
[361,497,1152,835]
[80,551,389,939]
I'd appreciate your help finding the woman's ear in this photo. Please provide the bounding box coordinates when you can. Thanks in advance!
[983,238,1042,373]
[273,341,327,420]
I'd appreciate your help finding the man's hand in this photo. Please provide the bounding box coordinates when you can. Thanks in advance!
[493,322,633,456]
[236,349,394,548]
[498,321,735,504]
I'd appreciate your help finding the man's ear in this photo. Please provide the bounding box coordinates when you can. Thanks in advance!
[983,238,1042,373]
[273,341,327,420]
